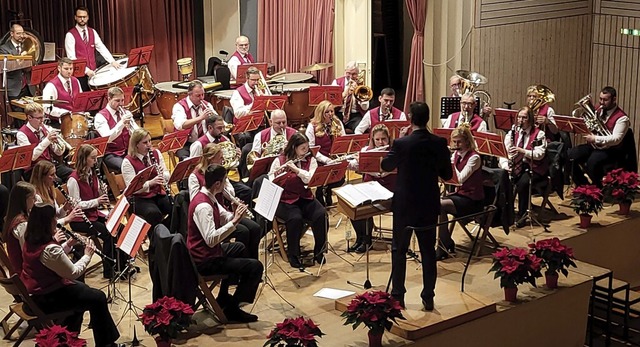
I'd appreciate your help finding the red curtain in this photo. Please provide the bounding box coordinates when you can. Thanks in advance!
[403,0,426,114]
[257,0,335,85]
[0,0,194,82]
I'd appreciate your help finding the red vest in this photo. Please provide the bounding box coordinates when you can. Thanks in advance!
[313,123,333,157]
[125,150,165,198]
[369,106,403,129]
[448,112,484,131]
[237,85,253,105]
[454,150,484,201]
[98,108,130,156]
[5,216,26,275]
[513,127,549,176]
[187,192,223,264]
[273,155,314,204]
[178,98,211,138]
[197,133,228,148]
[231,51,255,65]
[335,76,365,116]
[598,106,627,132]
[69,171,100,222]
[48,77,78,111]
[68,26,97,70]
[19,124,51,162]
[21,241,73,295]
[260,127,297,144]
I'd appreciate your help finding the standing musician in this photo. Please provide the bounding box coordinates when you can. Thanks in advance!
[64,5,120,91]
[568,86,631,187]
[189,114,231,157]
[305,100,346,206]
[437,125,484,260]
[68,144,128,279]
[171,80,218,160]
[2,182,37,275]
[500,107,548,228]
[94,87,139,172]
[20,203,123,347]
[269,133,328,269]
[188,144,261,258]
[442,92,488,132]
[41,58,83,126]
[30,160,83,227]
[527,85,559,142]
[227,35,255,80]
[381,101,452,311]
[332,61,370,133]
[17,103,73,181]
[355,88,406,134]
[188,164,263,323]
[0,24,35,113]
[121,129,172,229]
[348,124,396,253]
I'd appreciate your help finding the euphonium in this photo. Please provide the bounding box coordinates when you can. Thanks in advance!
[456,69,491,111]
[527,85,555,113]
[571,94,611,148]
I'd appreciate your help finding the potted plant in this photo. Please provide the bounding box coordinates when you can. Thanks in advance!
[341,290,405,347]
[264,316,324,347]
[570,185,604,228]
[529,237,577,289]
[139,296,194,346]
[34,325,86,347]
[602,168,639,215]
[489,247,542,302]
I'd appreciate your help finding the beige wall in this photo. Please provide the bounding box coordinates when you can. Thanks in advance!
[203,0,240,65]
[334,0,372,83]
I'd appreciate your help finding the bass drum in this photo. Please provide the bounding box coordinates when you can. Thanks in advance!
[88,57,156,111]
[0,26,45,64]
[60,113,89,148]
[154,81,187,119]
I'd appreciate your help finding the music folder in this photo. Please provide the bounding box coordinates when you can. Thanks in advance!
[123,166,157,197]
[117,214,151,258]
[106,195,130,237]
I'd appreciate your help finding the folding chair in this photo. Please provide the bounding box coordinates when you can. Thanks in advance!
[189,254,229,324]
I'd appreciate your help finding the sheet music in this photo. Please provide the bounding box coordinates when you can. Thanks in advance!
[119,215,145,256]
[335,181,393,206]
[106,197,129,235]
[255,179,283,221]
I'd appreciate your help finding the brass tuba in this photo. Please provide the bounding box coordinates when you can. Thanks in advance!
[527,84,555,113]
[456,69,491,110]
[571,94,612,139]
[219,141,240,169]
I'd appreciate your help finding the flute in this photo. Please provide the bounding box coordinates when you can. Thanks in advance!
[54,182,95,232]
[57,223,116,264]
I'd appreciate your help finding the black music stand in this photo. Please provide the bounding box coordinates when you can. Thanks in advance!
[440,96,481,119]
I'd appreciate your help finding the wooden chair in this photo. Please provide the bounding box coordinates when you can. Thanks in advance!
[188,254,228,324]
[101,162,126,199]
[270,217,289,261]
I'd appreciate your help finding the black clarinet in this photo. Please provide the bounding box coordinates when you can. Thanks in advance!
[57,223,116,264]
[508,124,520,184]
[148,149,174,204]
[54,182,95,231]
[94,166,111,213]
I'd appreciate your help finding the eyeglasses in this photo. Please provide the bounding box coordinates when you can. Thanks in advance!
[460,102,475,106]
[237,43,249,47]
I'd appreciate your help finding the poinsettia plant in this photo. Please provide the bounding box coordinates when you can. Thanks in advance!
[489,246,542,288]
[139,296,194,342]
[528,237,577,276]
[570,185,604,215]
[602,168,640,203]
[341,290,405,334]
[264,316,324,347]
[34,324,86,347]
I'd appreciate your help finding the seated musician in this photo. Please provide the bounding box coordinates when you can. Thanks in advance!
[331,61,369,133]
[354,88,406,134]
[18,103,74,183]
[348,124,396,253]
[189,114,232,157]
[500,107,548,228]
[41,57,83,127]
[527,85,559,142]
[68,144,128,279]
[20,203,123,347]
[437,125,484,260]
[30,160,82,227]
[269,133,328,269]
[188,164,263,323]
[0,24,35,114]
[2,182,37,274]
[188,144,261,259]
[121,129,172,229]
[171,80,218,160]
[449,74,462,97]
[94,86,139,172]
[442,92,488,132]
[305,100,346,206]
[568,86,631,187]
[227,35,255,80]
[229,66,262,147]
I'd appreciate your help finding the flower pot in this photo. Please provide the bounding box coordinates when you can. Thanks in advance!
[155,336,171,347]
[504,286,518,302]
[619,201,632,216]
[545,271,559,289]
[368,329,384,347]
[579,214,592,228]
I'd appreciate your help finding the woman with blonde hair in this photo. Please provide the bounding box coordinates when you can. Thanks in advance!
[30,160,82,226]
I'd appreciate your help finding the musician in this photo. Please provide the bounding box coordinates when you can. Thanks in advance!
[41,58,82,125]
[228,35,255,80]
[305,100,346,206]
[568,86,631,186]
[2,182,37,274]
[230,66,262,119]
[64,5,119,91]
[171,80,218,160]
[355,88,406,134]
[348,124,396,253]
[20,203,122,347]
[500,107,548,227]
[0,24,35,113]
[68,144,127,279]
[527,85,559,141]
[449,75,462,97]
[17,103,73,181]
[442,92,488,132]
[121,129,172,229]
[269,133,328,268]
[188,164,262,323]
[437,125,484,260]
[381,101,452,311]
[331,61,370,132]
[30,160,82,227]
[189,114,231,157]
[95,87,139,172]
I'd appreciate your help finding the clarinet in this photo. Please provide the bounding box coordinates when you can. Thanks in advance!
[508,124,519,184]
[54,182,95,232]
[94,167,111,213]
[223,187,254,219]
[148,149,174,204]
[57,223,116,264]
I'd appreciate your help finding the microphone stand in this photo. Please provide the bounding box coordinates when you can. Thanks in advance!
[514,139,548,233]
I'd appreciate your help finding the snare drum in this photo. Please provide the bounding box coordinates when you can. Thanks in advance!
[278,83,318,128]
[154,81,187,119]
[61,113,89,148]
[212,90,234,113]
[89,57,156,111]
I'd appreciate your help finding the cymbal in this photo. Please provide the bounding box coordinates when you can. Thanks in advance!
[32,97,69,105]
[300,62,333,72]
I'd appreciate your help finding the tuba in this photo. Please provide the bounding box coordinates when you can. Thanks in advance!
[571,94,612,141]
[219,141,240,169]
[527,85,555,113]
[456,69,491,111]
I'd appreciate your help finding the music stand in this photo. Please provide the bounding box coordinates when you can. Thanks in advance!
[157,129,190,153]
[553,115,590,135]
[123,166,156,198]
[73,89,107,113]
[70,136,109,164]
[248,155,277,183]
[126,45,154,68]
[29,61,58,86]
[0,144,35,187]
[494,108,517,132]
[309,86,342,106]
[474,131,508,158]
[232,113,263,134]
[383,120,410,140]
[433,128,454,146]
[440,96,481,119]
[359,150,396,174]
[71,59,87,78]
[168,156,199,186]
[253,95,287,111]
[236,63,268,85]
[329,134,369,156]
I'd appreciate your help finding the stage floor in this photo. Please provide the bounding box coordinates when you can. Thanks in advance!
[0,193,627,346]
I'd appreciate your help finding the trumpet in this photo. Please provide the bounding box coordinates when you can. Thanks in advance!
[57,223,116,264]
[148,149,174,204]
[223,188,254,219]
[119,106,136,133]
[44,124,73,154]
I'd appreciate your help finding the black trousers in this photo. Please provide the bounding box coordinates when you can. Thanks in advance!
[131,195,172,229]
[514,170,545,218]
[336,110,362,133]
[226,217,263,259]
[103,153,125,173]
[176,141,192,161]
[230,179,253,205]
[237,143,253,179]
[69,218,129,276]
[350,217,373,245]
[568,144,622,187]
[32,282,120,347]
[314,177,345,206]
[275,198,327,261]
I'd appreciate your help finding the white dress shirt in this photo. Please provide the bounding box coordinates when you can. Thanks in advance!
[121,150,170,194]
[452,150,482,184]
[500,126,547,170]
[193,188,236,248]
[93,105,138,142]
[188,171,235,202]
[354,108,407,134]
[189,132,230,158]
[171,98,215,143]
[41,75,82,119]
[268,156,317,184]
[228,53,252,80]
[41,243,91,280]
[442,113,488,132]
[67,174,101,210]
[16,122,65,161]
[64,25,115,74]
[305,121,346,164]
[230,83,254,118]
